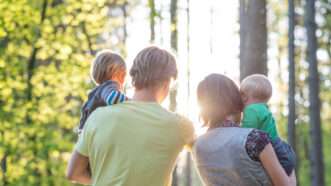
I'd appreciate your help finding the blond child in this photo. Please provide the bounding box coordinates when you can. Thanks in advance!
[78,50,127,133]
[240,74,296,176]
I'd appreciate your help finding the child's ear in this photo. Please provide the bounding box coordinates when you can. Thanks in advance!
[240,92,248,104]
[117,71,126,85]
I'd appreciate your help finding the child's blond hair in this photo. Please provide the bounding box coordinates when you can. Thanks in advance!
[91,50,126,85]
[240,74,272,102]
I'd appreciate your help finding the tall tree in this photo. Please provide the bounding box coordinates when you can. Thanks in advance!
[288,0,297,157]
[185,1,192,185]
[148,0,156,42]
[305,0,325,185]
[239,0,267,80]
[121,1,128,56]
[169,0,178,113]
[170,0,178,185]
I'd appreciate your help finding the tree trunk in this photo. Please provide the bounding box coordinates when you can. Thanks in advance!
[239,0,267,80]
[305,0,325,185]
[185,1,192,185]
[148,0,156,42]
[27,0,48,101]
[170,0,178,185]
[288,0,296,159]
[288,0,300,182]
[25,1,48,184]
[185,152,191,186]
[121,1,128,57]
[169,0,178,113]
[186,0,190,106]
[1,152,7,185]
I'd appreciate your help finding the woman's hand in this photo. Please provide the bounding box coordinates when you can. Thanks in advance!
[259,143,293,186]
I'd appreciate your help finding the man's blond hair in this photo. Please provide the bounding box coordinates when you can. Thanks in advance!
[240,74,272,102]
[130,46,177,89]
[91,49,126,85]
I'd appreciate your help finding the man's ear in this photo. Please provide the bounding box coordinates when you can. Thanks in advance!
[163,79,171,91]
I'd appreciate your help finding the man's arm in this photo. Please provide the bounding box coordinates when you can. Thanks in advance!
[177,115,196,150]
[66,150,91,185]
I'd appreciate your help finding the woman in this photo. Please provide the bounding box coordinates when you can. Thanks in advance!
[193,74,295,186]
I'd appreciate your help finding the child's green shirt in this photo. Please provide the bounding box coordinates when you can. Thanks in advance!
[242,103,279,141]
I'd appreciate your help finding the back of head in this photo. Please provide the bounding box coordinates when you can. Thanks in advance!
[197,74,243,128]
[240,74,272,102]
[130,46,177,90]
[91,49,126,85]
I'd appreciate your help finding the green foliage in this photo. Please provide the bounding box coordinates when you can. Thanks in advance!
[0,0,127,185]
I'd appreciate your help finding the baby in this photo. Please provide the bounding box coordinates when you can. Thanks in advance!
[240,74,296,176]
[77,49,127,134]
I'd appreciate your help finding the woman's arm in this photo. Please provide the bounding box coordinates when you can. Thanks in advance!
[289,171,297,186]
[66,150,92,185]
[259,144,291,186]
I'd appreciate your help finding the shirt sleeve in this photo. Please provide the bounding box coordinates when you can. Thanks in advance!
[245,129,271,161]
[75,121,94,156]
[241,107,259,129]
[177,115,195,150]
[100,86,127,105]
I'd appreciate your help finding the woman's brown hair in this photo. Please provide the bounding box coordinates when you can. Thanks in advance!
[197,74,243,128]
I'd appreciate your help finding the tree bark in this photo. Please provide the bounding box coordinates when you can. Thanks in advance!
[25,1,48,184]
[170,0,178,185]
[288,0,296,159]
[305,0,325,185]
[170,0,178,52]
[185,1,191,186]
[148,0,156,42]
[239,0,267,80]
[169,0,178,114]
[27,0,48,101]
[1,152,7,185]
[121,1,128,56]
[288,0,300,182]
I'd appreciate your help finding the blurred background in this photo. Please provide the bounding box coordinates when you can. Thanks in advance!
[0,0,330,185]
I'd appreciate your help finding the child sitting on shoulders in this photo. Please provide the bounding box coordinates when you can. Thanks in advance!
[77,50,128,134]
[240,74,296,176]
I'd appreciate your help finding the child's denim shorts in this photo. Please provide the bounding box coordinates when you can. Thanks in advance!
[272,137,296,176]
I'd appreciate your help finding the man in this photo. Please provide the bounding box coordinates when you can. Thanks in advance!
[66,46,195,186]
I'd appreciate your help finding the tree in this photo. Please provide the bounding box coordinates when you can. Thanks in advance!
[185,1,192,185]
[169,0,178,114]
[170,0,178,185]
[121,1,129,56]
[288,0,297,159]
[239,0,267,80]
[305,0,325,185]
[148,0,156,42]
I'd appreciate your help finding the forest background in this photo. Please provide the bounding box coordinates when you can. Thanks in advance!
[0,0,330,186]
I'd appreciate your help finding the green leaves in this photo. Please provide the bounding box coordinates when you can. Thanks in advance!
[0,0,127,185]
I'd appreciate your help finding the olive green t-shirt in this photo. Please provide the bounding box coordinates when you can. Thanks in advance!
[75,101,195,186]
[241,103,279,141]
